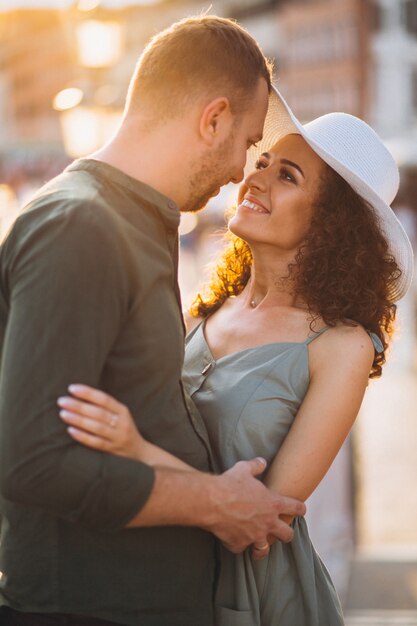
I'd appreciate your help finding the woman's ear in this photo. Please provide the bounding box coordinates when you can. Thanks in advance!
[199,97,232,146]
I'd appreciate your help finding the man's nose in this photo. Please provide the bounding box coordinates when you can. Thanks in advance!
[230,167,245,185]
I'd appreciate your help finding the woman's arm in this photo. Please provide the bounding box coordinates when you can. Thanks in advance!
[57,385,195,472]
[58,386,308,552]
[265,325,375,524]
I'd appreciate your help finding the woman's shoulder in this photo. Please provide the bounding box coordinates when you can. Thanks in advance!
[325,322,374,352]
[327,321,372,341]
[311,322,375,376]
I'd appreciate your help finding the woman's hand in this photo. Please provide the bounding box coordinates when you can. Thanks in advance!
[57,384,146,461]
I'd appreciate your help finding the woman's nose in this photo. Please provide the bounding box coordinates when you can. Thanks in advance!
[244,168,267,191]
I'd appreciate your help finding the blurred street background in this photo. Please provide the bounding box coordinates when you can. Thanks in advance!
[1,0,417,623]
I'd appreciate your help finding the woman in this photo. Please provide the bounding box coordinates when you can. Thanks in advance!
[57,88,413,625]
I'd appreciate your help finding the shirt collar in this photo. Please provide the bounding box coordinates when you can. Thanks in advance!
[65,158,180,229]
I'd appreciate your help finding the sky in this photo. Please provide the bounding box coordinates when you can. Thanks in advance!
[0,0,163,9]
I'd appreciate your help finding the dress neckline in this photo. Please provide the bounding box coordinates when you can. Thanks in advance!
[199,319,327,364]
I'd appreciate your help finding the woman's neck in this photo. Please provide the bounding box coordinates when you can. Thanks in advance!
[243,249,303,310]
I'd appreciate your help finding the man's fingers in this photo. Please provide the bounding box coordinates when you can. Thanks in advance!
[251,541,270,560]
[274,494,306,518]
[266,534,279,547]
[213,462,304,553]
[271,520,294,544]
[243,457,267,477]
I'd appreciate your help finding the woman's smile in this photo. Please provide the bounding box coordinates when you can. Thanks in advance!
[239,194,270,215]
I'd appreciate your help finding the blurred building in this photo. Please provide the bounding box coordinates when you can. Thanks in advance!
[371,0,417,218]
[0,10,75,149]
[0,9,76,192]
[371,0,417,140]
[0,4,158,187]
[275,0,371,120]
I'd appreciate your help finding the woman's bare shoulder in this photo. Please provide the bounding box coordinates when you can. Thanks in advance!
[311,323,375,376]
[327,323,374,351]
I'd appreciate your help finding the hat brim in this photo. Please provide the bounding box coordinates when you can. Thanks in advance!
[246,87,414,302]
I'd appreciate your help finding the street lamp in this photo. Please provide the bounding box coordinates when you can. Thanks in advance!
[76,20,123,68]
[53,6,124,159]
[55,102,121,159]
[53,88,84,111]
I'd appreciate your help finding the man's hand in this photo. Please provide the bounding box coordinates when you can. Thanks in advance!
[125,457,305,553]
[204,457,306,554]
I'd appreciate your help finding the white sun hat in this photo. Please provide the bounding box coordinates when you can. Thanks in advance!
[247,86,414,302]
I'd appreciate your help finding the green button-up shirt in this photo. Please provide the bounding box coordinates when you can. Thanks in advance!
[0,159,215,626]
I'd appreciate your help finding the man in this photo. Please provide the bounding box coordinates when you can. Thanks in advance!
[0,16,305,626]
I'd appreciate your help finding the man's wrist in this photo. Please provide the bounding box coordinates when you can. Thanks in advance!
[126,466,219,528]
[192,472,223,530]
[173,470,221,529]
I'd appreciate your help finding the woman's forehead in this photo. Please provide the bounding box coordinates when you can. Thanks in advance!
[268,134,325,169]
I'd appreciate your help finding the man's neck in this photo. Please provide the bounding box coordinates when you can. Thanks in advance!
[90,115,196,207]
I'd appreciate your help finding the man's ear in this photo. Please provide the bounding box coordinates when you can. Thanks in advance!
[199,97,232,146]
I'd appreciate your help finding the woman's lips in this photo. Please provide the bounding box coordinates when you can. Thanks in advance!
[239,195,270,214]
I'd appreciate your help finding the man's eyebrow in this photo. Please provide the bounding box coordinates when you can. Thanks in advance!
[281,158,305,178]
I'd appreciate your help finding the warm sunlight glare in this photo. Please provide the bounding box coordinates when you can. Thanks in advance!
[0,185,19,243]
[53,88,84,111]
[60,106,121,158]
[179,213,198,236]
[76,20,123,68]
[77,0,101,10]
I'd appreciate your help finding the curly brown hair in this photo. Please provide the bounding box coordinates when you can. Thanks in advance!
[190,165,401,378]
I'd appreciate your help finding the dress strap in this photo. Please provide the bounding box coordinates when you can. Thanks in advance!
[367,331,384,354]
[304,324,384,353]
[305,326,331,345]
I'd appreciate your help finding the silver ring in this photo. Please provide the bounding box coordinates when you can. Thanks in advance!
[253,543,269,551]
[108,413,118,428]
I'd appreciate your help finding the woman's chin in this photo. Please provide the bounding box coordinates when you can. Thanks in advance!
[228,218,244,239]
[228,216,257,242]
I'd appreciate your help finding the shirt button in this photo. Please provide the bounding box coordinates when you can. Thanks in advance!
[168,200,177,210]
[201,362,213,375]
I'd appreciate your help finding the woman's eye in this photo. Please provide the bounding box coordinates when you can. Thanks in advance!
[255,159,267,170]
[280,167,296,183]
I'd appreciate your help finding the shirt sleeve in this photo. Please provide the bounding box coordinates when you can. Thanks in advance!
[0,199,155,531]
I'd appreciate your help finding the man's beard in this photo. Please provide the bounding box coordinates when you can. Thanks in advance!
[182,132,235,213]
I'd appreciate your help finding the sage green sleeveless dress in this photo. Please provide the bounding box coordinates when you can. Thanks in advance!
[183,321,383,626]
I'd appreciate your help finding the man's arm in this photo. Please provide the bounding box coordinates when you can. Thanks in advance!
[0,203,155,530]
[127,459,307,552]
